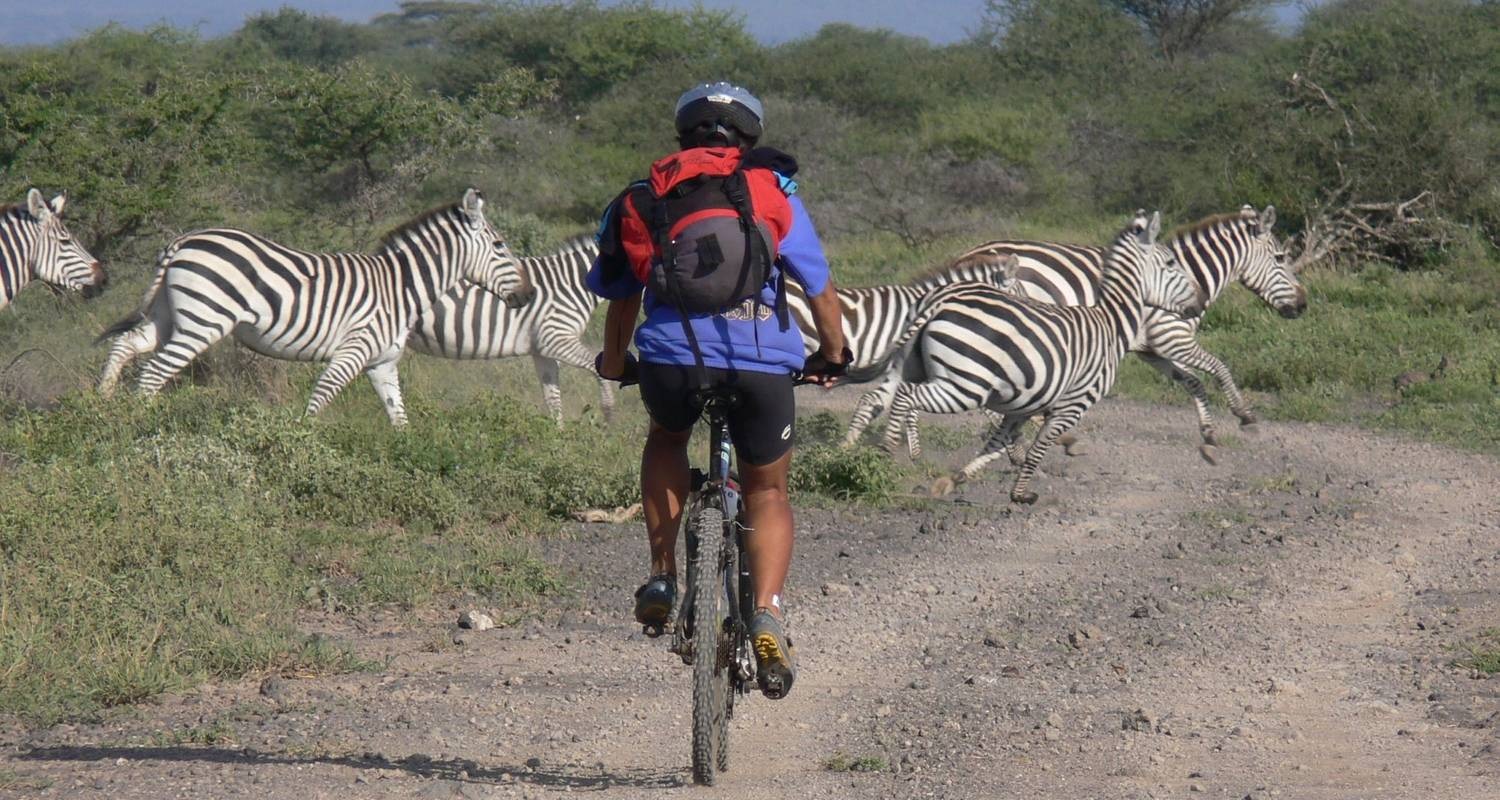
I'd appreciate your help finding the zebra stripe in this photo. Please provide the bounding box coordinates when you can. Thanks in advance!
[846,206,1306,452]
[784,254,1024,374]
[96,189,532,426]
[0,189,105,310]
[879,213,1205,502]
[408,235,614,422]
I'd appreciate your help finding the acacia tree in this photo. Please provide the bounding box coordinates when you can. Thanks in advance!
[1105,0,1273,60]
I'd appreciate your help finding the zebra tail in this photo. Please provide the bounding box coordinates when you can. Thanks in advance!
[94,312,146,344]
[843,285,963,384]
[94,245,175,345]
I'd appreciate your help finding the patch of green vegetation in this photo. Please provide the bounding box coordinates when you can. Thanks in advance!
[1196,584,1241,602]
[0,769,53,791]
[823,751,888,773]
[790,445,899,503]
[1250,471,1299,494]
[1453,629,1500,675]
[0,387,636,724]
[151,719,238,747]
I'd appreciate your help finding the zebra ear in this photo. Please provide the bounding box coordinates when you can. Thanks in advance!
[1146,210,1162,244]
[997,253,1020,282]
[461,188,485,228]
[49,193,67,216]
[1260,205,1276,230]
[26,188,49,219]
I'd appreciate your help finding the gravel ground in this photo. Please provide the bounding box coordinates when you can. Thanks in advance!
[3,396,1498,799]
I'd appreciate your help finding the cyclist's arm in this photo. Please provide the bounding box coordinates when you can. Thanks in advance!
[586,192,648,379]
[778,196,846,363]
[600,291,642,379]
[805,282,846,362]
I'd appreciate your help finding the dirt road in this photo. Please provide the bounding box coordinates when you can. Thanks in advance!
[4,398,1498,799]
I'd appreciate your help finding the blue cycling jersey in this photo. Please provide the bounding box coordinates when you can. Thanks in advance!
[587,191,830,375]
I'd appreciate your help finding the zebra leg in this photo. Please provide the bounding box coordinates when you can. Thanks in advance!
[1139,352,1221,460]
[135,316,232,397]
[306,332,380,421]
[884,379,981,460]
[365,360,408,427]
[956,414,1026,483]
[1010,408,1086,504]
[844,373,900,447]
[537,334,614,422]
[530,354,564,424]
[98,321,159,397]
[1171,342,1257,427]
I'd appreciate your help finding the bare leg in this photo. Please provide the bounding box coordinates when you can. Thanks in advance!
[641,422,693,578]
[740,451,793,615]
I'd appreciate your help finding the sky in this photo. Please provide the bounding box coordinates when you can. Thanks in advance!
[2,1,996,47]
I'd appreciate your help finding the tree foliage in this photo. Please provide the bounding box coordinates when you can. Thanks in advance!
[0,0,1495,269]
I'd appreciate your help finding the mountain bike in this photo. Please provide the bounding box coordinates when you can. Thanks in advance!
[663,385,755,786]
[599,352,844,786]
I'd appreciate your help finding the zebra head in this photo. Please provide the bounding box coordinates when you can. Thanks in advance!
[1235,205,1307,319]
[1129,211,1206,319]
[22,189,107,298]
[457,188,534,309]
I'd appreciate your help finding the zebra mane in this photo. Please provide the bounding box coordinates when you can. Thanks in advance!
[376,203,463,249]
[1169,212,1250,239]
[0,204,24,220]
[906,254,988,286]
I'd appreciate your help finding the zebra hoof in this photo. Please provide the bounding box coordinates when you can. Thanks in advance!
[1062,440,1087,457]
[1010,490,1038,505]
[1199,443,1219,465]
[1239,420,1259,434]
[929,476,957,497]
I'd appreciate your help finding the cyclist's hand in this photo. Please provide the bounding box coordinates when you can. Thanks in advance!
[797,346,853,388]
[595,351,639,386]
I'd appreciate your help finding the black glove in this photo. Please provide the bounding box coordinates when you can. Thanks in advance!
[798,346,853,384]
[594,351,639,386]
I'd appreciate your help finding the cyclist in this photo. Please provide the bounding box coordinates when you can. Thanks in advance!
[588,82,850,700]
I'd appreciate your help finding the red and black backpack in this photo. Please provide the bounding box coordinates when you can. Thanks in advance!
[617,147,794,319]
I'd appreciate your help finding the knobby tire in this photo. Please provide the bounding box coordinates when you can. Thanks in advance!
[690,505,728,785]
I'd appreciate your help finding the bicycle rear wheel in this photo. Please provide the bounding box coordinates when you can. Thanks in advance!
[689,505,728,786]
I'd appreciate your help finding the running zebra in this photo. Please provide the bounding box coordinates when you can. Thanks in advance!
[846,206,1306,461]
[96,189,534,425]
[1,189,106,310]
[408,234,614,423]
[783,251,1024,373]
[879,212,1206,503]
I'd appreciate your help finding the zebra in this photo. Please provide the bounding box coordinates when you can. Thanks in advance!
[96,188,534,426]
[877,212,1207,503]
[407,234,615,423]
[783,250,1025,373]
[846,205,1306,462]
[1,189,106,310]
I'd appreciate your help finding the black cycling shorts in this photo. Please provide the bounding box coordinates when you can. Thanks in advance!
[637,362,796,466]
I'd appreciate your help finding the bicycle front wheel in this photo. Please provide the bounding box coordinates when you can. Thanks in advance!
[689,505,728,786]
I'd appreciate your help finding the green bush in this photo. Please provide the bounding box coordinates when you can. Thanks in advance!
[791,445,897,503]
